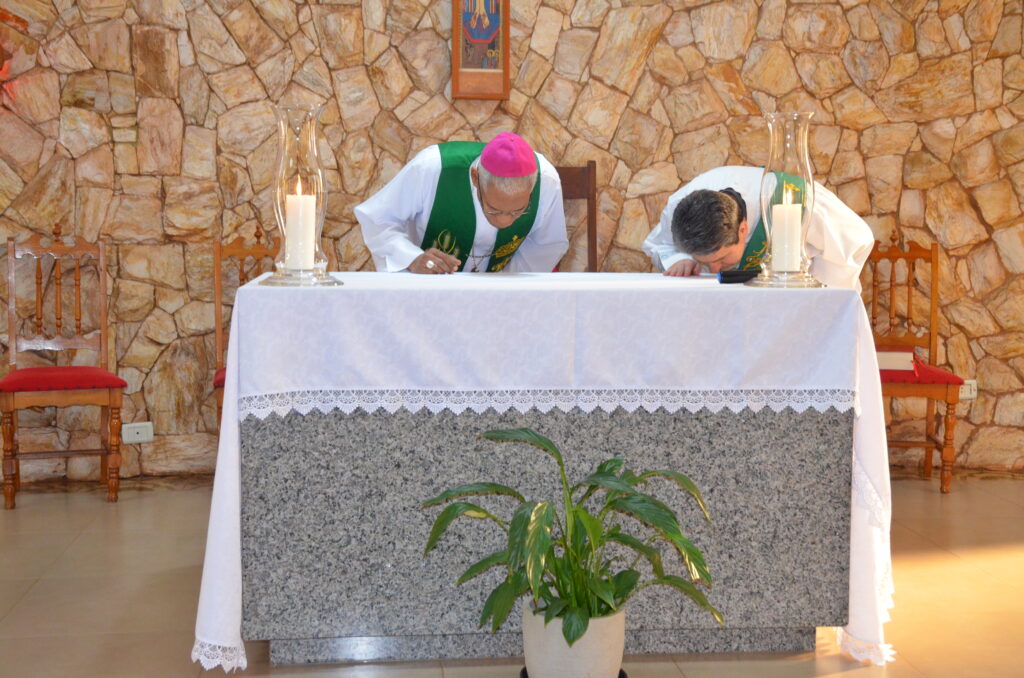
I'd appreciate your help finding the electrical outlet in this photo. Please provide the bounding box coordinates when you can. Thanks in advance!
[959,379,978,402]
[121,422,154,444]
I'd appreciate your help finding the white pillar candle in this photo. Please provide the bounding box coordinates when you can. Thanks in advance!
[285,177,317,270]
[770,189,802,272]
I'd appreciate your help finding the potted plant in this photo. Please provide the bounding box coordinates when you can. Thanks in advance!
[423,428,723,678]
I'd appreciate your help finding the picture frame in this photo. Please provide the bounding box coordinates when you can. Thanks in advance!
[451,0,511,100]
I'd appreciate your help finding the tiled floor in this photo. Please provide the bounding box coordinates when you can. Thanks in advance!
[1,470,1022,677]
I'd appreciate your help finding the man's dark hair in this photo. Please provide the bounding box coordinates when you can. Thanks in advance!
[671,189,745,256]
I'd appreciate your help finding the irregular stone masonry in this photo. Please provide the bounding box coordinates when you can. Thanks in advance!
[0,0,1021,477]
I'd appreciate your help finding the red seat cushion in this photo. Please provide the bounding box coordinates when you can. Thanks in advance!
[880,359,964,386]
[214,367,226,388]
[0,366,128,393]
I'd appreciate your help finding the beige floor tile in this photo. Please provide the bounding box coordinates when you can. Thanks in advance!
[674,649,928,678]
[81,488,213,535]
[885,546,1024,678]
[0,569,201,638]
[0,532,78,581]
[234,660,445,677]
[442,656,523,678]
[0,631,201,678]
[0,492,106,535]
[622,655,686,678]
[0,579,35,622]
[41,527,207,579]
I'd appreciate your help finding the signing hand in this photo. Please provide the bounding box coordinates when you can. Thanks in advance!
[664,259,702,277]
[410,248,461,274]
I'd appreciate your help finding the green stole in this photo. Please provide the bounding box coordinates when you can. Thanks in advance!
[420,142,540,272]
[738,170,807,271]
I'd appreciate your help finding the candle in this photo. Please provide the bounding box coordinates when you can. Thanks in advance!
[770,188,802,272]
[285,176,316,270]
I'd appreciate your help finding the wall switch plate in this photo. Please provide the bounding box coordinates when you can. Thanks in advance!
[959,379,978,401]
[121,422,154,444]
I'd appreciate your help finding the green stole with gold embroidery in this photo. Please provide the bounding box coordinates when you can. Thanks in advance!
[738,170,807,271]
[420,142,540,272]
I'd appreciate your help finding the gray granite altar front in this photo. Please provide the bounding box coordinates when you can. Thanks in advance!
[239,408,852,665]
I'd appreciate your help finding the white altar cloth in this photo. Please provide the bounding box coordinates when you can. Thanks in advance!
[193,272,893,671]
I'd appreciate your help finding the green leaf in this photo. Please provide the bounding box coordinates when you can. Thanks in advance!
[422,482,526,507]
[456,550,507,585]
[481,428,563,467]
[562,606,590,646]
[608,493,681,536]
[596,458,625,476]
[665,534,712,585]
[612,569,641,600]
[423,502,495,555]
[637,470,711,521]
[479,573,529,632]
[489,581,518,632]
[588,575,616,611]
[574,507,604,553]
[579,471,635,494]
[606,532,664,577]
[479,580,505,629]
[644,576,724,626]
[543,599,568,625]
[507,501,538,570]
[525,502,554,597]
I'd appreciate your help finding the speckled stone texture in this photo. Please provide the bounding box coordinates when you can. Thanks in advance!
[240,408,852,664]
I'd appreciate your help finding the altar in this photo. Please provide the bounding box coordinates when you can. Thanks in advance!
[192,272,893,671]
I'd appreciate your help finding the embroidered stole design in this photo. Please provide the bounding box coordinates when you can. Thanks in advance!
[421,142,540,272]
[738,170,807,271]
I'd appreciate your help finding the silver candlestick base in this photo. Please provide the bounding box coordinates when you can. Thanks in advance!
[745,270,824,288]
[260,269,343,286]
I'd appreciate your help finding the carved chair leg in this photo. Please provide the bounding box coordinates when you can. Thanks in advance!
[216,387,223,431]
[11,411,19,491]
[100,406,110,484]
[107,406,122,503]
[923,399,936,478]
[2,405,16,510]
[940,404,956,494]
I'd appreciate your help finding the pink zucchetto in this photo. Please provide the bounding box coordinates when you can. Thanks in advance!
[480,132,537,177]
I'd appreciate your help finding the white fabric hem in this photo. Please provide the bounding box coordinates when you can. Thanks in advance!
[836,627,896,665]
[237,388,856,420]
[192,639,247,673]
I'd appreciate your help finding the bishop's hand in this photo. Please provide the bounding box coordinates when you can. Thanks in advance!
[410,248,461,274]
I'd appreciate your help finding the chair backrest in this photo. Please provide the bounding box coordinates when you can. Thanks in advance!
[555,161,598,272]
[5,228,109,368]
[865,235,939,364]
[213,234,279,372]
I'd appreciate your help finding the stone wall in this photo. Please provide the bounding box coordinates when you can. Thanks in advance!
[0,0,1021,478]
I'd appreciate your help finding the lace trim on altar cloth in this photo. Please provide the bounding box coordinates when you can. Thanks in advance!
[836,627,896,666]
[192,639,247,673]
[853,457,890,530]
[237,388,857,420]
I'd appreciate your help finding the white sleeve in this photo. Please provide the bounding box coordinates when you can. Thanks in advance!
[354,148,437,272]
[504,161,569,273]
[806,184,876,291]
[642,190,691,272]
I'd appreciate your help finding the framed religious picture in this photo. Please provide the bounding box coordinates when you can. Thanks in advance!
[451,0,511,100]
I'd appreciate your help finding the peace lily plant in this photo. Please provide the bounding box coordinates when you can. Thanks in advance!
[422,428,722,674]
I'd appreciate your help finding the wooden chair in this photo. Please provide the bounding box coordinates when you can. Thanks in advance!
[866,236,963,493]
[213,233,279,421]
[1,228,126,509]
[555,161,598,272]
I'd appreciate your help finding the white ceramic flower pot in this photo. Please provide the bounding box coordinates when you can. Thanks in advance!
[522,605,625,678]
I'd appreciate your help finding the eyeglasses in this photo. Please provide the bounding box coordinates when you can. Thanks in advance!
[477,185,530,219]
